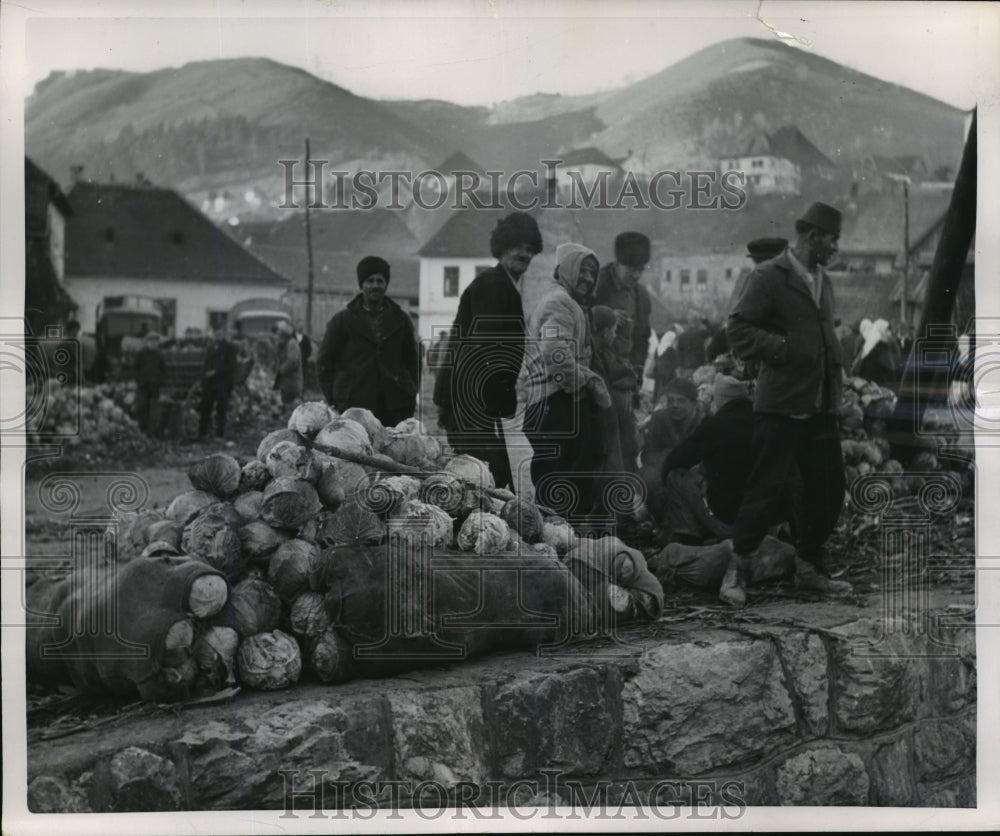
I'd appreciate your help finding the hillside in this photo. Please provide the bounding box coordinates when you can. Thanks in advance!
[25,39,968,227]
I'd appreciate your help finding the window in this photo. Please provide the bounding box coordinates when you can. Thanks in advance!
[680,269,691,286]
[443,266,460,297]
[664,269,672,283]
[155,298,177,336]
[207,310,228,331]
[475,265,491,277]
[725,268,733,280]
[697,269,708,285]
[104,227,115,243]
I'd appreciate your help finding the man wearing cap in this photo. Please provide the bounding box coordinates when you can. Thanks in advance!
[706,237,788,364]
[722,202,851,606]
[593,232,653,389]
[317,255,419,427]
[433,212,543,490]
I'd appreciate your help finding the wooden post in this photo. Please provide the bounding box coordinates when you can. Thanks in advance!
[887,110,976,464]
[901,176,910,326]
[304,138,316,337]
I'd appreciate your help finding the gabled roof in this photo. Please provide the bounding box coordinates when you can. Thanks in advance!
[435,151,486,175]
[557,147,622,168]
[729,125,836,169]
[419,207,516,258]
[65,182,289,284]
[869,154,929,177]
[838,188,952,256]
[25,157,72,235]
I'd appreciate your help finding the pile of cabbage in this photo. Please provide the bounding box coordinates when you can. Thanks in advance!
[113,402,590,695]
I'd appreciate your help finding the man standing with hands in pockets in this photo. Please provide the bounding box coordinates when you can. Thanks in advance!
[721,202,853,607]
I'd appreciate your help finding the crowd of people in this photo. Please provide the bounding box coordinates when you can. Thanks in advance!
[50,198,916,609]
[310,201,912,607]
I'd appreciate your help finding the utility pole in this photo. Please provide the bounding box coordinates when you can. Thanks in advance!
[304,137,316,336]
[885,172,911,326]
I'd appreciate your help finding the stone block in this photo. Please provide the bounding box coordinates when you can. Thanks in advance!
[104,746,184,812]
[769,629,830,737]
[27,775,92,813]
[172,696,392,809]
[621,635,798,775]
[485,665,621,778]
[911,712,976,784]
[827,621,922,734]
[774,747,869,805]
[869,729,916,805]
[917,774,976,807]
[387,685,489,787]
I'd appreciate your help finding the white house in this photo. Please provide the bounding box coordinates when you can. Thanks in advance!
[416,209,507,342]
[719,125,837,197]
[64,181,290,335]
[552,147,623,197]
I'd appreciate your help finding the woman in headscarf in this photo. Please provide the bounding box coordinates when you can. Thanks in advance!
[652,329,679,406]
[522,243,612,523]
[852,318,900,389]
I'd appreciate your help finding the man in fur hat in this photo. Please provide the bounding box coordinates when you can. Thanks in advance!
[721,202,852,606]
[433,212,543,490]
[317,255,419,426]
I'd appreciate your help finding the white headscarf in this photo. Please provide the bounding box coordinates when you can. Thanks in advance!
[554,243,599,298]
[859,318,891,360]
[656,330,677,357]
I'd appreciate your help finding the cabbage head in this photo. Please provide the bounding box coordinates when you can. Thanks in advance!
[188,454,241,498]
[237,629,301,690]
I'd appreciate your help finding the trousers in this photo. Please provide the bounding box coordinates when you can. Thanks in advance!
[731,412,844,563]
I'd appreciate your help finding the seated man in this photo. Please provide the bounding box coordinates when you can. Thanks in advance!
[639,377,702,524]
[657,375,754,544]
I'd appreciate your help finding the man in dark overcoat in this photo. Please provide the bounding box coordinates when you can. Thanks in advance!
[721,202,853,606]
[433,212,543,491]
[317,256,419,428]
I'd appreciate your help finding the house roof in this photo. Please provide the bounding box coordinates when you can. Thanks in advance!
[869,154,929,177]
[838,188,952,256]
[435,151,486,175]
[731,125,836,169]
[557,147,622,168]
[65,182,289,284]
[25,157,72,235]
[418,207,522,258]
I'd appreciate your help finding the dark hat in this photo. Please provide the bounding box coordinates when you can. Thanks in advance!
[591,305,618,332]
[796,202,842,237]
[356,255,391,286]
[489,212,543,259]
[614,232,651,268]
[746,237,788,262]
[664,376,698,402]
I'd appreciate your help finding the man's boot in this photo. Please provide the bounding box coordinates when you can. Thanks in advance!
[794,557,853,596]
[719,554,751,608]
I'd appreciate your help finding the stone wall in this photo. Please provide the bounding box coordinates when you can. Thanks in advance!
[26,595,976,813]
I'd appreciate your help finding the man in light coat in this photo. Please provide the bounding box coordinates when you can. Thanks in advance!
[721,202,852,606]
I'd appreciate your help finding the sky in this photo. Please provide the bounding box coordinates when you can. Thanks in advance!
[9,0,990,110]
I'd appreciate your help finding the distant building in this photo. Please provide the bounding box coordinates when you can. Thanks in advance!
[552,147,623,196]
[24,157,75,334]
[719,125,836,197]
[416,209,508,342]
[64,181,290,335]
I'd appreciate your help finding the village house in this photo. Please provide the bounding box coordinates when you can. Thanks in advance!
[24,157,74,334]
[552,147,623,197]
[63,179,290,335]
[719,125,837,197]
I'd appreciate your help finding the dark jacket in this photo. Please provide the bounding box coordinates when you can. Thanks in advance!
[133,346,166,389]
[661,397,754,524]
[433,264,525,426]
[854,341,900,390]
[593,263,652,378]
[727,250,842,415]
[675,325,709,370]
[317,294,419,419]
